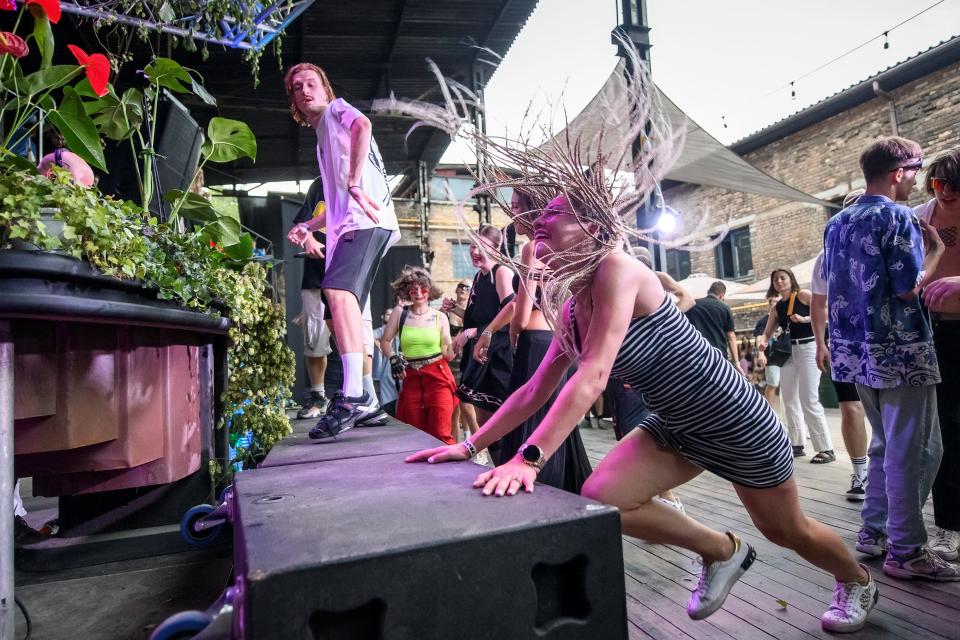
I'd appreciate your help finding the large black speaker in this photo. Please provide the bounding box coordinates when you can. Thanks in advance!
[98,90,203,217]
[233,450,626,639]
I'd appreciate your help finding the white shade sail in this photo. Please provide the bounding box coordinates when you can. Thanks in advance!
[542,61,835,208]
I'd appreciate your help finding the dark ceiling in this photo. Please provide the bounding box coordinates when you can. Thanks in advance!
[59,0,538,186]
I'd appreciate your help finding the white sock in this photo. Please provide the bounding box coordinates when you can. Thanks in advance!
[341,352,364,398]
[851,456,868,480]
[362,374,380,407]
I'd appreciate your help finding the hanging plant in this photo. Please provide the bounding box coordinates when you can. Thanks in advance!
[58,0,304,84]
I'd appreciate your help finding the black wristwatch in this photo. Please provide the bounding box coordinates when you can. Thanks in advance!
[517,443,545,471]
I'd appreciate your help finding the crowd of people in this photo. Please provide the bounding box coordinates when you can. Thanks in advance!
[280,56,960,634]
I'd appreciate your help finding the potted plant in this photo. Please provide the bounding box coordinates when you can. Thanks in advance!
[1,0,295,472]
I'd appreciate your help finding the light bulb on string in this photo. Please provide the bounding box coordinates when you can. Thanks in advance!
[790,81,796,99]
[883,31,890,49]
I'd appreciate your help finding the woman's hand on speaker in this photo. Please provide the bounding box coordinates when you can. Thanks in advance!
[405,443,471,464]
[473,458,536,497]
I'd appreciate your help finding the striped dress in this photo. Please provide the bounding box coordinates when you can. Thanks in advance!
[572,297,794,488]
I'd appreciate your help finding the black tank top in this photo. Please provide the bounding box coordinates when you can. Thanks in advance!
[464,265,504,330]
[776,295,814,340]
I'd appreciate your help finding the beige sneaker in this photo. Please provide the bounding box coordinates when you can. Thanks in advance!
[883,547,960,581]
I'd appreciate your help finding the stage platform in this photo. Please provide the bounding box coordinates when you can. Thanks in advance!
[14,409,960,638]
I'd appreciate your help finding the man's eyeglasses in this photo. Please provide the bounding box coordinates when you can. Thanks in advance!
[456,284,470,291]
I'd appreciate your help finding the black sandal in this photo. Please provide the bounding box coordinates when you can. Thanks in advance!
[810,450,836,464]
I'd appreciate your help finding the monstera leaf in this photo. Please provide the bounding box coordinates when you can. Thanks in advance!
[202,117,256,163]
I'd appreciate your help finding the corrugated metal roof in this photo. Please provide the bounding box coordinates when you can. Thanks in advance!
[732,35,960,154]
[59,1,538,184]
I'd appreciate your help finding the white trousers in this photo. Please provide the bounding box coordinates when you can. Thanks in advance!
[779,341,833,452]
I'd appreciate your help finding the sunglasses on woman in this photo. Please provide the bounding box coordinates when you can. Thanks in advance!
[930,177,956,192]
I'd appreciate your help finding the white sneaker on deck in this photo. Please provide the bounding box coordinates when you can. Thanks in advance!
[820,564,878,633]
[687,532,756,620]
[930,528,960,561]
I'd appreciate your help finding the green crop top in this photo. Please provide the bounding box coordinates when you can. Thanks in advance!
[400,312,442,359]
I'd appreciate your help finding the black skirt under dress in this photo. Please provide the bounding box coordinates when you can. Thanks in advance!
[493,329,593,494]
[457,327,513,413]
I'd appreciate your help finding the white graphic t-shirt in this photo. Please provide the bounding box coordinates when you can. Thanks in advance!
[314,98,400,262]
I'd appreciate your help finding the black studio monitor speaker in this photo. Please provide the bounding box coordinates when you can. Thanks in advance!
[98,90,203,218]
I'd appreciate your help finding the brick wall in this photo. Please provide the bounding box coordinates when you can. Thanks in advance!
[392,198,512,300]
[665,60,960,329]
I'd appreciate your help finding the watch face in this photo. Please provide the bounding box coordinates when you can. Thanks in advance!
[521,444,542,463]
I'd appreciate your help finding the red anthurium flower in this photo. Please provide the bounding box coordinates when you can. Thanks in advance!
[26,0,60,23]
[0,0,17,12]
[67,44,110,97]
[0,31,28,58]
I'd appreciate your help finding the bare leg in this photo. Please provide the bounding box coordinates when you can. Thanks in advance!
[451,404,462,443]
[840,401,868,458]
[475,407,492,428]
[460,403,479,436]
[305,355,327,389]
[323,288,364,396]
[581,429,734,564]
[736,480,865,583]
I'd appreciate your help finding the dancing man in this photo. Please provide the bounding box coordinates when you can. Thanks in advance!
[284,63,400,439]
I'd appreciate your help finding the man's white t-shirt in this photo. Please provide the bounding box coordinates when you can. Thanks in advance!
[314,98,400,262]
[811,250,828,296]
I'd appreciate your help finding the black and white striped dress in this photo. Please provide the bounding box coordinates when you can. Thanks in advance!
[572,297,794,488]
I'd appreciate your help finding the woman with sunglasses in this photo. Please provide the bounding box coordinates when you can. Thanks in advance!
[379,267,458,444]
[916,148,960,562]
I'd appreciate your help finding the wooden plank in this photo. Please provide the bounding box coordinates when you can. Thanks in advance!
[576,419,960,640]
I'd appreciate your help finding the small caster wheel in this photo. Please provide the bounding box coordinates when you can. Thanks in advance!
[180,504,223,547]
[148,610,212,640]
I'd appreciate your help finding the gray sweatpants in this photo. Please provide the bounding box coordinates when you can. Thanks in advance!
[857,383,941,557]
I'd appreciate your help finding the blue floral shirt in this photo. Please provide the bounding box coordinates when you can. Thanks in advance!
[821,194,939,388]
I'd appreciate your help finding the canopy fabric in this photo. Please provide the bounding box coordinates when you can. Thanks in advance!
[542,61,835,208]
[675,274,746,299]
[725,256,820,302]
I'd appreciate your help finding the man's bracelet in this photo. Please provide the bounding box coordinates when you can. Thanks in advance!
[481,329,493,338]
[348,184,361,193]
[462,438,478,458]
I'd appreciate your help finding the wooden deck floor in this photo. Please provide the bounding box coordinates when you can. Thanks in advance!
[577,409,960,639]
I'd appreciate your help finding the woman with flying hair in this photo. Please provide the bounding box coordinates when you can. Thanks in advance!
[397,40,877,631]
[379,266,457,444]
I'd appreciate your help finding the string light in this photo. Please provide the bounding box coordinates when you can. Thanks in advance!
[716,0,947,121]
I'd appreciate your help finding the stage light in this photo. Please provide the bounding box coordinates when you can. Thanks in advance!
[656,207,678,234]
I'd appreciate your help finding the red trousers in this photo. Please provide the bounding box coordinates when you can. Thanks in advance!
[396,359,458,445]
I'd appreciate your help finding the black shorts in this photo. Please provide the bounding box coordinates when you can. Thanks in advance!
[832,379,860,403]
[321,227,392,319]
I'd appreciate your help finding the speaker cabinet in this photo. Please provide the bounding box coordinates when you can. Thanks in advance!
[233,451,626,639]
[260,421,441,469]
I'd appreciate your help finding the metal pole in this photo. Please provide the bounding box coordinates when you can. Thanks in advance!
[0,322,14,640]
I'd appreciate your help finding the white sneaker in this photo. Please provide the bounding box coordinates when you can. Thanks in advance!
[820,564,878,633]
[654,496,685,515]
[687,532,756,620]
[930,528,960,561]
[845,474,866,502]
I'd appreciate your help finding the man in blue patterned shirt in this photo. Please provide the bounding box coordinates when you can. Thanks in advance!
[822,136,952,580]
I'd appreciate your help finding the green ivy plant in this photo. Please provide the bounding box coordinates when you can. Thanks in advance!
[0,166,295,475]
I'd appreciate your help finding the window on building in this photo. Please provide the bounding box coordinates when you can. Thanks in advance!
[714,227,753,281]
[451,243,478,279]
[664,248,691,281]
